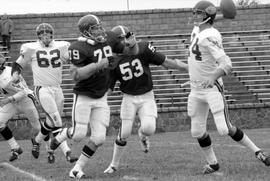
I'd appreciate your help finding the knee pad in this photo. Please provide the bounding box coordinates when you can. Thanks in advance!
[229,127,244,142]
[213,111,229,136]
[140,116,156,136]
[71,123,88,142]
[90,134,106,147]
[197,133,212,148]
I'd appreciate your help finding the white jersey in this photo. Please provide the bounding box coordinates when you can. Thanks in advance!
[188,26,226,90]
[0,66,32,98]
[18,40,70,87]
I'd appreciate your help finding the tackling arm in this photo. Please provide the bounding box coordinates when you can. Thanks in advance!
[162,57,188,71]
[70,58,109,82]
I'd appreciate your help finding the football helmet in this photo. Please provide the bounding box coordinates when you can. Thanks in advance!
[36,23,54,47]
[111,25,131,39]
[192,0,217,26]
[77,14,106,43]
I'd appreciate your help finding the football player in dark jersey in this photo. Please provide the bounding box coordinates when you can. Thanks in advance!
[49,14,139,179]
[104,25,187,174]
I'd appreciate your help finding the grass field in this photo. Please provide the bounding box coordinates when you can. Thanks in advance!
[0,128,270,181]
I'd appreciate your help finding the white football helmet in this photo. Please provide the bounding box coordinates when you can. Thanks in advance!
[36,23,54,47]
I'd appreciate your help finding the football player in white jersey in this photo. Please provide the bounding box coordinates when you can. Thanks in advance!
[0,53,41,162]
[13,23,77,164]
[187,0,270,174]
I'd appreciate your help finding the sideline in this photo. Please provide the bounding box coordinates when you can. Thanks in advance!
[0,162,50,181]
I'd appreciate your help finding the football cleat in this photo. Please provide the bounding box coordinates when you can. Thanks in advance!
[9,147,23,162]
[255,150,270,166]
[69,166,85,179]
[47,150,55,164]
[50,137,61,151]
[31,138,40,159]
[138,129,150,153]
[66,151,78,163]
[202,163,220,174]
[104,165,117,174]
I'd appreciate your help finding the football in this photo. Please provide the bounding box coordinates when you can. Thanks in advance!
[220,0,237,19]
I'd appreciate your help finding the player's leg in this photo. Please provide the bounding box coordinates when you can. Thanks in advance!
[19,97,41,159]
[53,87,77,163]
[188,94,219,174]
[0,104,23,161]
[70,96,109,178]
[105,95,137,173]
[51,94,90,148]
[35,86,65,163]
[137,93,157,153]
[208,90,270,166]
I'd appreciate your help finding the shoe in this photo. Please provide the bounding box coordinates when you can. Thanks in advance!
[50,137,61,151]
[47,150,55,164]
[31,138,40,159]
[255,150,270,166]
[104,165,117,174]
[66,151,78,163]
[69,165,85,179]
[138,129,150,153]
[202,163,220,174]
[9,147,23,162]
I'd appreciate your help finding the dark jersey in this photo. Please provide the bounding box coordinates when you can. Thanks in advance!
[69,31,124,98]
[110,41,165,95]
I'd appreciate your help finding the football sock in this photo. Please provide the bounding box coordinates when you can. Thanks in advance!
[77,144,96,169]
[230,127,260,153]
[198,134,217,165]
[111,139,127,167]
[35,132,47,143]
[59,140,71,155]
[7,137,20,150]
[56,128,68,143]
[238,134,260,153]
[201,146,218,165]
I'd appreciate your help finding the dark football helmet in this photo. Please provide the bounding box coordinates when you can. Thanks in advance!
[36,23,54,47]
[192,0,217,26]
[77,14,106,43]
[111,25,131,38]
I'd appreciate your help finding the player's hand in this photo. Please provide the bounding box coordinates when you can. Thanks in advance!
[106,57,120,69]
[125,32,136,48]
[0,97,11,107]
[11,71,21,83]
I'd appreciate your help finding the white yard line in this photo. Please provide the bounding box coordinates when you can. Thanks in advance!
[0,162,49,181]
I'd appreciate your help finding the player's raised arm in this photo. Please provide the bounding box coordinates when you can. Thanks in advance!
[162,57,188,71]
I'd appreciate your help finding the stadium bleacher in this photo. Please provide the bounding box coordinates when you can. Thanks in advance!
[5,29,270,118]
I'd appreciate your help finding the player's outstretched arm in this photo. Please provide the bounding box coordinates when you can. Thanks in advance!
[162,57,188,71]
[70,58,109,82]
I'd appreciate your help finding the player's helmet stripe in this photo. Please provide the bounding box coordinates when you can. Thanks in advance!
[90,14,100,24]
[118,26,126,35]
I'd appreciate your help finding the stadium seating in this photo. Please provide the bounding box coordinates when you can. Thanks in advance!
[5,29,270,118]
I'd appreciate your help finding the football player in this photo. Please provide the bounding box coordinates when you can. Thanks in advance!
[12,23,77,164]
[49,14,139,179]
[103,25,187,174]
[0,53,41,162]
[187,0,270,174]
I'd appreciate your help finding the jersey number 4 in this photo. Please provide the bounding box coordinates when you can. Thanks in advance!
[36,49,61,68]
[191,38,202,61]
